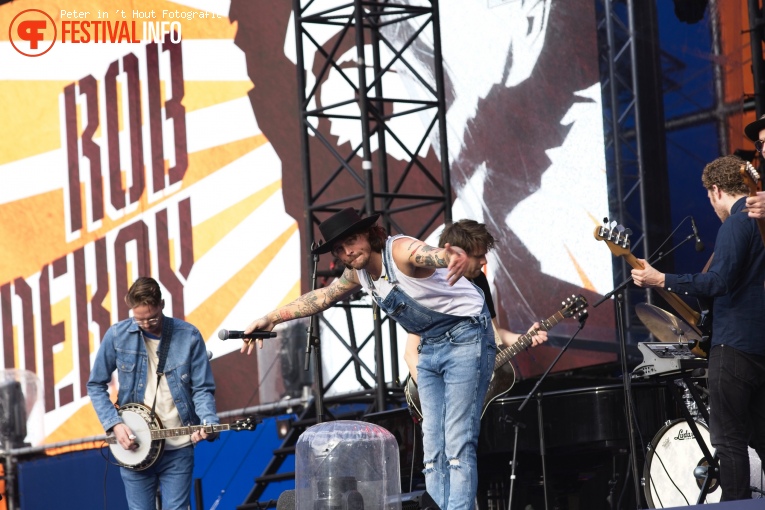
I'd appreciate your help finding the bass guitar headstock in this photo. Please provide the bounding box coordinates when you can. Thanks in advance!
[740,162,763,195]
[593,217,633,259]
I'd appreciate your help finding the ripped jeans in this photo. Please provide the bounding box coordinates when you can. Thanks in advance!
[417,315,495,510]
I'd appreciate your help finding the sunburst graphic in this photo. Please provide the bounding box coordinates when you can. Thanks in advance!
[0,0,301,445]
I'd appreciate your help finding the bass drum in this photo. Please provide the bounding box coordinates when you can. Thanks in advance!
[644,419,720,507]
[644,419,764,507]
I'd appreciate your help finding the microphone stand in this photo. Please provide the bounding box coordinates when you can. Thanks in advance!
[305,245,326,423]
[506,314,588,510]
[590,225,700,508]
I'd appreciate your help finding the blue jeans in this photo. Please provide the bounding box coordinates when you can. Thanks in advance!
[120,446,195,510]
[708,345,765,501]
[417,317,495,510]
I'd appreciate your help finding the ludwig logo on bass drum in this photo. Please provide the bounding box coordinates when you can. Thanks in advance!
[673,428,696,441]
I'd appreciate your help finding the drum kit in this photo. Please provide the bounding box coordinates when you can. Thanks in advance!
[635,303,765,507]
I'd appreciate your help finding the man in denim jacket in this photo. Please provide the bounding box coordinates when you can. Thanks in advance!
[242,208,498,510]
[88,276,218,510]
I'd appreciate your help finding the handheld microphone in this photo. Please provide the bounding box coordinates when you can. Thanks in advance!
[690,217,705,252]
[218,329,277,340]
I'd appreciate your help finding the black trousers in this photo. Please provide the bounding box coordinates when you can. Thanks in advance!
[708,344,765,501]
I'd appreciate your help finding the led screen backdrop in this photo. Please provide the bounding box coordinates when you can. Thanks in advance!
[0,0,613,445]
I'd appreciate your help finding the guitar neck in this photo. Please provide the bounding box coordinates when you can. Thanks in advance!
[620,252,702,334]
[493,312,562,370]
[151,423,231,440]
[741,164,765,248]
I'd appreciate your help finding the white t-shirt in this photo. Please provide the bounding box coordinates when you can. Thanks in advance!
[357,236,484,317]
[143,335,191,450]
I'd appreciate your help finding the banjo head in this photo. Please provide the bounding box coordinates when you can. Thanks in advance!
[110,403,164,471]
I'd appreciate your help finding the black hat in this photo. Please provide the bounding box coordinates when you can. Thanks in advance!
[311,208,380,254]
[744,114,765,142]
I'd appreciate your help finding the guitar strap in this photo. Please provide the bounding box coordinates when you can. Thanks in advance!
[148,316,174,422]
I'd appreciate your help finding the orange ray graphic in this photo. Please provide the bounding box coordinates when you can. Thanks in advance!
[0,135,268,285]
[44,391,111,444]
[0,81,72,166]
[184,134,268,188]
[184,81,253,113]
[186,222,298,341]
[565,245,595,292]
[194,179,281,261]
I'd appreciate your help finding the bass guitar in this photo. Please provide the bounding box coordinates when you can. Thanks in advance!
[740,161,765,248]
[105,402,257,471]
[594,218,710,357]
[404,294,588,422]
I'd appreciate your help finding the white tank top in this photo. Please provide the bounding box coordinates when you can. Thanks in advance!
[357,236,483,317]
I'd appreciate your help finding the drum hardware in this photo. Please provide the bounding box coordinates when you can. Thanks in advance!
[633,304,708,379]
[641,380,720,508]
[677,380,707,423]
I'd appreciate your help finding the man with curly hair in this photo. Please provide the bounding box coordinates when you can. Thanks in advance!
[631,155,765,501]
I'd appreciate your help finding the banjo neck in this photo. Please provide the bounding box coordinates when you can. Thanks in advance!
[151,423,231,440]
[105,423,232,444]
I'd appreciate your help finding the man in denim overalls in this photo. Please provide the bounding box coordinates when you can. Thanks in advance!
[242,208,495,510]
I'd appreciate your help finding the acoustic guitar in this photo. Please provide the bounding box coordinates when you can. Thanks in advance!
[404,294,588,421]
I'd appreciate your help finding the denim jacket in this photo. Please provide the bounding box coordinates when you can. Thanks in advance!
[87,316,218,433]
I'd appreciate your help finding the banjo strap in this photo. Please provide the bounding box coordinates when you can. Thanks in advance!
[148,316,174,423]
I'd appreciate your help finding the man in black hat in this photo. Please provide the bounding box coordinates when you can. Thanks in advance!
[743,115,765,219]
[241,207,496,510]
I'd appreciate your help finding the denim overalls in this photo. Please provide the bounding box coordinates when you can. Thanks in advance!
[364,235,496,510]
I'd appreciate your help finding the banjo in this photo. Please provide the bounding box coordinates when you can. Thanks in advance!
[105,402,257,471]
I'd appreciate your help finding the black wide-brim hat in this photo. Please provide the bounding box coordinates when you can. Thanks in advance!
[744,114,765,141]
[311,207,380,254]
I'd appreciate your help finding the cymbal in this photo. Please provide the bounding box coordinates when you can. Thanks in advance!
[635,303,702,344]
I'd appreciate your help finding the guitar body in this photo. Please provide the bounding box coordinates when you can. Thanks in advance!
[481,360,516,418]
[110,403,165,471]
[404,362,517,422]
[404,375,423,422]
[403,295,586,422]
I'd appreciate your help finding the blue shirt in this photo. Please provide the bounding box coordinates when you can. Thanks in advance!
[664,198,765,355]
[87,316,219,433]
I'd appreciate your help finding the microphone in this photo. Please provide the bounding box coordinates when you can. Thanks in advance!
[691,217,705,252]
[218,329,277,340]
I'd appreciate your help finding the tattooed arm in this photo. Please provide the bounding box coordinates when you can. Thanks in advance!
[391,237,469,286]
[240,268,361,354]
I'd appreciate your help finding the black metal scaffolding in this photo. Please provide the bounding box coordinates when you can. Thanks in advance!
[292,0,451,408]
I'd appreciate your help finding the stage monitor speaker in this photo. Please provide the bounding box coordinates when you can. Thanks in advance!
[400,490,440,510]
